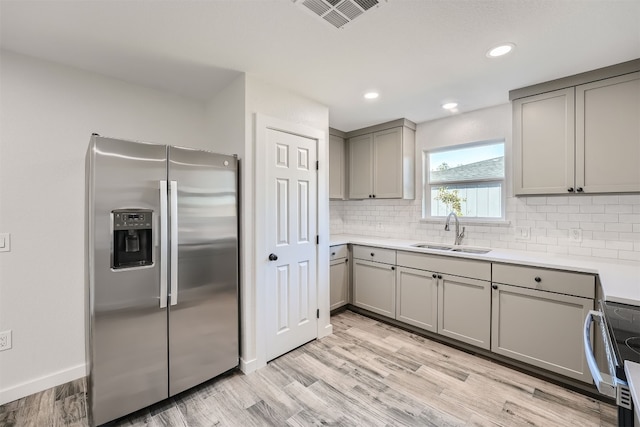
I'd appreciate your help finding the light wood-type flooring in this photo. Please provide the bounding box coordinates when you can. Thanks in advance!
[0,310,617,426]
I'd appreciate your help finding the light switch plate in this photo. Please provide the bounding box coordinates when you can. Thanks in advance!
[515,226,530,240]
[0,233,10,252]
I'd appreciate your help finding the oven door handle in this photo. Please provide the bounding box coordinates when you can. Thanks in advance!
[583,310,618,398]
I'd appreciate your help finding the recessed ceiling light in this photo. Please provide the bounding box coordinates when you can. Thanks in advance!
[442,102,458,110]
[487,43,515,58]
[364,92,379,100]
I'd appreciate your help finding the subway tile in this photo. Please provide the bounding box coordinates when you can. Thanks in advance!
[619,214,640,223]
[605,223,633,232]
[592,195,620,205]
[526,243,548,253]
[580,204,605,213]
[547,245,569,255]
[605,205,633,214]
[546,196,570,205]
[580,222,605,231]
[536,236,558,245]
[619,195,640,204]
[594,230,621,240]
[557,221,580,230]
[581,239,607,249]
[606,241,634,251]
[569,196,593,205]
[537,205,557,213]
[526,197,547,205]
[568,246,592,257]
[619,251,640,261]
[557,205,580,213]
[619,232,640,242]
[590,214,619,223]
[591,248,619,259]
[547,213,569,222]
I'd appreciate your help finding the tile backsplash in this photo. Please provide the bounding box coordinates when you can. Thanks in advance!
[330,194,640,261]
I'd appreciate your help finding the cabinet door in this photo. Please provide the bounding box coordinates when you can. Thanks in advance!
[330,258,349,310]
[348,133,373,199]
[491,283,593,383]
[329,134,345,199]
[373,127,403,198]
[352,259,395,318]
[513,88,575,195]
[438,274,490,350]
[576,72,640,193]
[396,267,437,332]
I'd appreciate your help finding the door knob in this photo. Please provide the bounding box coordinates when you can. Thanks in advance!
[268,253,278,261]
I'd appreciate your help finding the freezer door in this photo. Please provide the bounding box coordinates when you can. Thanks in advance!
[87,136,169,425]
[168,146,239,396]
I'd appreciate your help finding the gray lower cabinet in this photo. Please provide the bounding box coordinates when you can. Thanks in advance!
[330,245,349,310]
[438,274,491,350]
[491,263,595,383]
[330,259,349,310]
[352,245,397,318]
[395,266,438,332]
[352,258,396,318]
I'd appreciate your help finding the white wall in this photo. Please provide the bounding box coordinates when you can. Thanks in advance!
[241,75,330,372]
[331,104,640,261]
[0,50,211,404]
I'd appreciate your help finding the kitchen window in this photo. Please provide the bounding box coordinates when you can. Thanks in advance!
[424,140,505,221]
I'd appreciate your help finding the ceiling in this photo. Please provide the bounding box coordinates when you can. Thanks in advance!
[1,0,639,132]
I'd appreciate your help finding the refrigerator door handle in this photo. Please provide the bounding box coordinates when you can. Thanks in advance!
[170,180,179,306]
[159,181,168,309]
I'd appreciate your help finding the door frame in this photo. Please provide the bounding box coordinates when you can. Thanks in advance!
[254,113,332,368]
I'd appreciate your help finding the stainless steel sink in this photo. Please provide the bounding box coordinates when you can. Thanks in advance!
[451,247,491,254]
[411,243,491,254]
[411,244,453,250]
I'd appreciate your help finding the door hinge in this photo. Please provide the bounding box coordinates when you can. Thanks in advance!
[316,235,319,245]
[316,160,319,170]
[316,309,320,319]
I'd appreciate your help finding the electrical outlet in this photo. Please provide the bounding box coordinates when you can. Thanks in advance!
[0,330,12,351]
[570,228,583,243]
[515,226,530,240]
[376,222,384,231]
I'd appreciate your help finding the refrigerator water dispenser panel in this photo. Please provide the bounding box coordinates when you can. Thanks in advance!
[112,209,153,269]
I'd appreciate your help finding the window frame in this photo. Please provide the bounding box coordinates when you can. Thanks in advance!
[423,139,506,222]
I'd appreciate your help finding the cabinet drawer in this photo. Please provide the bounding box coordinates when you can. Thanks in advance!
[492,263,595,299]
[353,245,396,265]
[330,244,348,261]
[396,251,491,281]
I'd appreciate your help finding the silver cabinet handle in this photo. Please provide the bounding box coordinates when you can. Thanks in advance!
[170,181,179,306]
[159,181,168,308]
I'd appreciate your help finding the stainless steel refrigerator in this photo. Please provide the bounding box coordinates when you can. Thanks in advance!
[85,135,239,426]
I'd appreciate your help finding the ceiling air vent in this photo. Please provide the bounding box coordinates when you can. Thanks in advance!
[296,0,382,29]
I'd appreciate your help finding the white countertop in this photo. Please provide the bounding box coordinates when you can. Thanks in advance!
[330,234,640,306]
[625,362,640,418]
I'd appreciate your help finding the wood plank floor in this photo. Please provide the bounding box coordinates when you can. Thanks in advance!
[0,310,617,426]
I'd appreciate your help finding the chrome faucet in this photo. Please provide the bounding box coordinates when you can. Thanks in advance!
[444,212,465,245]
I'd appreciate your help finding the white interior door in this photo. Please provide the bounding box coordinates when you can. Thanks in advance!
[265,128,318,361]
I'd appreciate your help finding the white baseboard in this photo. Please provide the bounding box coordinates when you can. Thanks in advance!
[0,363,86,405]
[239,357,260,374]
[319,323,333,339]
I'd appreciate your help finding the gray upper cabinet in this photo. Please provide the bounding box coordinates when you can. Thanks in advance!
[347,119,415,200]
[329,130,347,200]
[513,88,575,195]
[576,72,640,193]
[511,61,640,195]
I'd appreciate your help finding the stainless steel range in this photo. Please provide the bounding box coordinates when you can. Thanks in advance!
[585,301,640,426]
